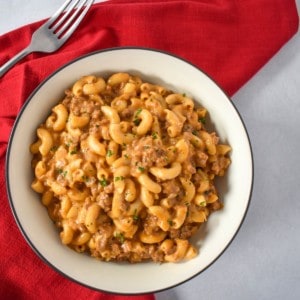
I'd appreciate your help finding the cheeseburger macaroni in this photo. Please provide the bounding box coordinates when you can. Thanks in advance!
[30,73,231,263]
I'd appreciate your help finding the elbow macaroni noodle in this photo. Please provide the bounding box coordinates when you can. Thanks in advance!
[30,72,231,263]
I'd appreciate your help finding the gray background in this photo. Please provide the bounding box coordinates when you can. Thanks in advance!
[1,1,299,299]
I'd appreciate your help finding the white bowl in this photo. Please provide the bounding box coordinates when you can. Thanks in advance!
[6,47,253,294]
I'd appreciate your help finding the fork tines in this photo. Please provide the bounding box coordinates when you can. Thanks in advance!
[47,0,94,39]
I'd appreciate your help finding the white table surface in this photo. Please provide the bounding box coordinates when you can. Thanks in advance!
[1,1,300,299]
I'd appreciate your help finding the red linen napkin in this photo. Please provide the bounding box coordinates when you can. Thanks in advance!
[0,0,298,299]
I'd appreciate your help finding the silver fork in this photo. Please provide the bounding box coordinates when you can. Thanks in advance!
[0,0,94,77]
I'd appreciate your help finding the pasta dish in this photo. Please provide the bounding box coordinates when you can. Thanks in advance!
[30,73,231,263]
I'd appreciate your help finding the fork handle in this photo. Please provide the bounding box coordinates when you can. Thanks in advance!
[0,47,32,78]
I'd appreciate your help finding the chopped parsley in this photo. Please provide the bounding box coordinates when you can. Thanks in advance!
[81,175,90,182]
[192,130,198,136]
[135,108,143,117]
[152,132,158,139]
[168,219,174,226]
[115,232,125,244]
[199,117,206,124]
[70,148,78,155]
[56,169,67,177]
[99,178,108,187]
[133,118,141,126]
[107,149,113,157]
[133,108,143,126]
[56,168,63,174]
[114,176,125,182]
[50,145,58,152]
[137,166,145,172]
[133,209,139,221]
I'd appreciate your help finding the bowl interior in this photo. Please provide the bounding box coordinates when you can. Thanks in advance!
[6,48,253,294]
